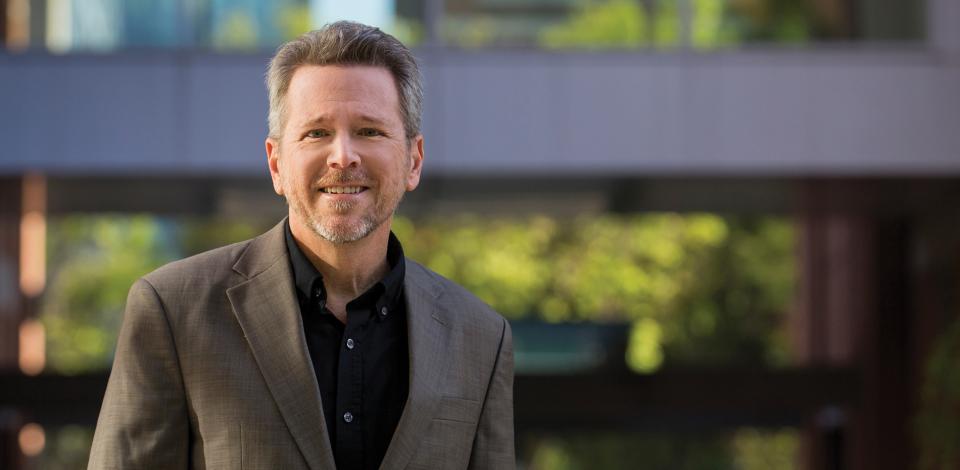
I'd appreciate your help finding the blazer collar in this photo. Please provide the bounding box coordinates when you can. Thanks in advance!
[227,220,336,470]
[379,260,451,470]
[231,219,288,280]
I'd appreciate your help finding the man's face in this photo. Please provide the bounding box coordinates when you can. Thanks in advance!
[266,65,424,244]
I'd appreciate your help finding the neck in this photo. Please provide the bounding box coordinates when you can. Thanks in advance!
[289,216,392,301]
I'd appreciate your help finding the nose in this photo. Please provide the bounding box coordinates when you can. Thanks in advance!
[328,134,360,169]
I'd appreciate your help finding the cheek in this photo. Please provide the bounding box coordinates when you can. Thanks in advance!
[283,151,325,186]
[389,161,413,189]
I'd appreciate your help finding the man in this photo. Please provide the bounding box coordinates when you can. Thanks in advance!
[88,21,515,470]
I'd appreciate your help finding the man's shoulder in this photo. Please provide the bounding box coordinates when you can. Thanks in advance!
[405,258,508,334]
[141,237,255,291]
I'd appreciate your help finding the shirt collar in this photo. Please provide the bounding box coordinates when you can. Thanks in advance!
[381,230,406,307]
[284,219,405,307]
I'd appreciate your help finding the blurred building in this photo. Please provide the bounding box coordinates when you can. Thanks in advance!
[2,0,960,469]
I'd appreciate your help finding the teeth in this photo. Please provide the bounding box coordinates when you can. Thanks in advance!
[322,186,364,194]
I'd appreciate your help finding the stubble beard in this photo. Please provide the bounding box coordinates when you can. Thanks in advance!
[309,199,379,244]
[285,173,403,245]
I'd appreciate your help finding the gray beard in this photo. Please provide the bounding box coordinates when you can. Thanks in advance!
[288,195,391,245]
[311,212,378,244]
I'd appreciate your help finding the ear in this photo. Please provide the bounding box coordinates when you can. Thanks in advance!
[405,134,424,191]
[266,137,284,196]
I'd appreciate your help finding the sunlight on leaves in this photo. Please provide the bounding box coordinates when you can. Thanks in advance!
[626,317,664,373]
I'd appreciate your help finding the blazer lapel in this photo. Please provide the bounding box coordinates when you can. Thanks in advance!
[379,261,451,470]
[226,221,336,470]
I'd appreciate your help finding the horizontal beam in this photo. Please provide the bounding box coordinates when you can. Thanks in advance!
[38,175,960,216]
[0,368,858,430]
[516,368,859,431]
[1,48,959,176]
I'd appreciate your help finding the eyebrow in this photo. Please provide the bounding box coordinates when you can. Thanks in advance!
[298,114,392,128]
[356,114,391,126]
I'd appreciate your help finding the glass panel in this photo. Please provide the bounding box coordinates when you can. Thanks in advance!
[3,0,924,52]
[441,0,924,49]
[6,0,417,53]
[39,0,316,52]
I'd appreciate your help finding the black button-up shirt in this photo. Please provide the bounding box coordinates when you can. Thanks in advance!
[284,222,409,470]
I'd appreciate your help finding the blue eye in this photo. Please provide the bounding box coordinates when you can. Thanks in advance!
[306,129,329,138]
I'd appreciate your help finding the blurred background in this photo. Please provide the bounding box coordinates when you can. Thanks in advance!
[1,0,959,469]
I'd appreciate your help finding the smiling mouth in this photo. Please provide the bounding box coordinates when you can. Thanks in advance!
[320,186,367,194]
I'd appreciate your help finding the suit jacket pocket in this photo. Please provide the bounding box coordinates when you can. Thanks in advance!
[436,396,482,425]
[408,398,483,470]
[239,421,306,470]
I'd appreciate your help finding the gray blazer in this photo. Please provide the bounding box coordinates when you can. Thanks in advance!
[88,221,515,470]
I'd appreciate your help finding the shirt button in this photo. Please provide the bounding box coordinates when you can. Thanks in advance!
[343,412,353,423]
[346,338,355,349]
[380,306,389,317]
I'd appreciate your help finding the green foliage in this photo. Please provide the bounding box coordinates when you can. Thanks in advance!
[725,0,813,43]
[41,212,796,467]
[691,0,743,49]
[43,213,792,376]
[390,17,425,47]
[524,429,798,470]
[537,0,815,50]
[276,5,312,41]
[662,217,794,368]
[212,9,258,51]
[41,216,268,374]
[443,15,499,48]
[731,428,799,470]
[539,0,650,49]
[398,213,721,322]
[916,316,960,470]
[397,215,557,316]
[527,432,727,470]
[628,318,664,372]
[398,213,793,372]
[42,215,175,374]
[177,217,269,256]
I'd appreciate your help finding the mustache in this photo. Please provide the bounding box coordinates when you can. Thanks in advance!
[315,169,371,188]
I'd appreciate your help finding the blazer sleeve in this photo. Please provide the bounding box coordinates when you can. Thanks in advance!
[468,317,516,470]
[88,278,189,469]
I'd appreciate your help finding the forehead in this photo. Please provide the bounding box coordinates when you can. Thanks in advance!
[285,65,401,124]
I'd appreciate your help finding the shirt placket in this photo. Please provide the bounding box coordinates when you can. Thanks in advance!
[335,303,367,469]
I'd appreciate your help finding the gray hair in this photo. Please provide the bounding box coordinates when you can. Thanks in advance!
[265,21,423,139]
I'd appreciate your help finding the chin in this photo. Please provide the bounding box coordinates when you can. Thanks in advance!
[311,218,379,244]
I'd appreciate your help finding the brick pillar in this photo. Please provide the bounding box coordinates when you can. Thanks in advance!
[0,176,24,469]
[793,180,912,470]
[0,176,23,369]
[0,173,46,469]
[0,0,8,45]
